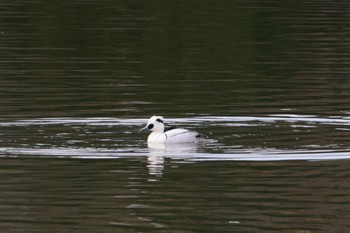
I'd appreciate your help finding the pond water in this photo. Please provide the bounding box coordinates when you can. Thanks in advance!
[1,0,350,232]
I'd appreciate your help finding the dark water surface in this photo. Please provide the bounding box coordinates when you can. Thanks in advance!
[1,0,350,232]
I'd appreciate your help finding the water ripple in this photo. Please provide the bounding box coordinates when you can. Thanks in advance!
[0,115,349,163]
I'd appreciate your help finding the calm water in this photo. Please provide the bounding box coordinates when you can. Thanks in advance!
[1,0,350,232]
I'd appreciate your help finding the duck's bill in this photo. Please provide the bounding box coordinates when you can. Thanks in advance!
[139,126,148,132]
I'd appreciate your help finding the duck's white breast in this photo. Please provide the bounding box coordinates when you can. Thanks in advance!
[147,132,167,143]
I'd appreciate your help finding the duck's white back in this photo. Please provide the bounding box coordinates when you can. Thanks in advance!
[148,128,199,144]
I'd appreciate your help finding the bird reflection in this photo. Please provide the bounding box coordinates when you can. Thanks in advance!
[146,143,200,177]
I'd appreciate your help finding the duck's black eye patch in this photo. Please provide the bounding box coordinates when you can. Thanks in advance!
[156,118,163,123]
[148,124,154,129]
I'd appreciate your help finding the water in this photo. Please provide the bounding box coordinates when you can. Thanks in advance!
[1,0,350,232]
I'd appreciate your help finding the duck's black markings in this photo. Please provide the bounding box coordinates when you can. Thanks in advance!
[156,118,163,123]
[196,134,208,139]
[164,126,177,132]
[166,130,190,138]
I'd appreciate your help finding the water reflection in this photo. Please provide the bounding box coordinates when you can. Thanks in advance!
[147,142,200,176]
[147,153,164,177]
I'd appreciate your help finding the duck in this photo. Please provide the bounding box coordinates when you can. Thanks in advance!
[140,116,206,144]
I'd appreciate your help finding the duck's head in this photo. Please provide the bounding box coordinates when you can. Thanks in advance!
[140,116,165,132]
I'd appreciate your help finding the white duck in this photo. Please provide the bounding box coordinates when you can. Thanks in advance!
[140,116,205,144]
